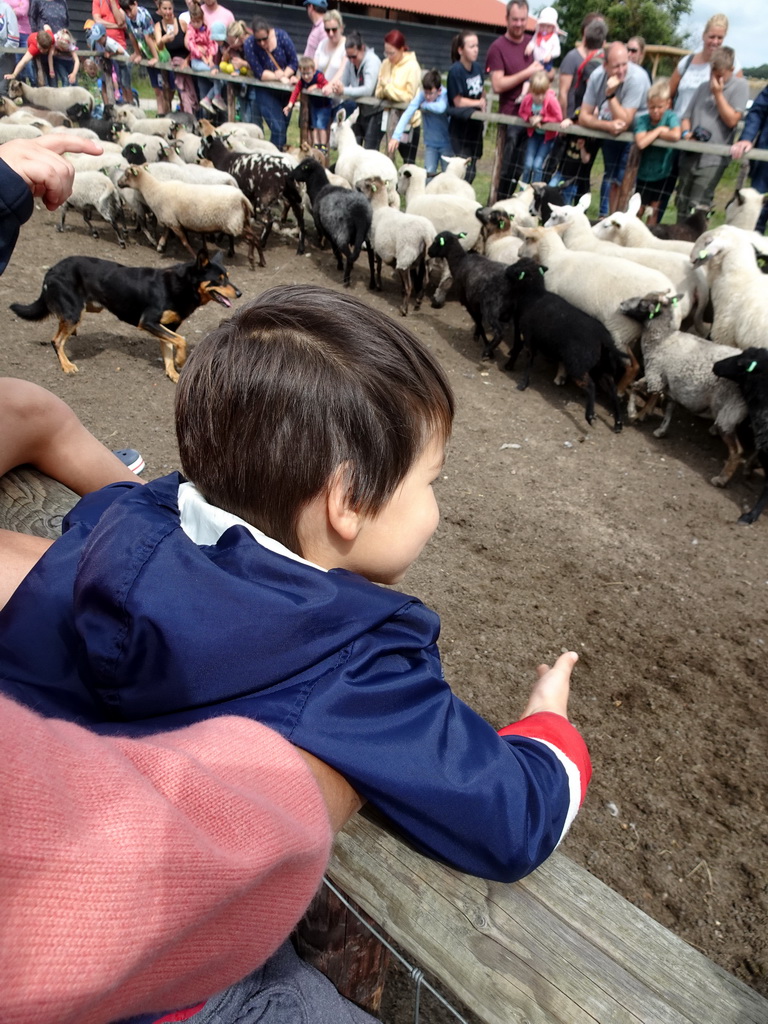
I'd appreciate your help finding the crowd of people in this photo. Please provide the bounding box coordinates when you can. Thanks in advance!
[2,0,765,226]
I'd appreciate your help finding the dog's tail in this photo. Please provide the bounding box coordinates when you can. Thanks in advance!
[10,293,50,321]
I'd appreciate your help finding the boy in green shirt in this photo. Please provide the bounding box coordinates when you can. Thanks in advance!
[633,78,681,224]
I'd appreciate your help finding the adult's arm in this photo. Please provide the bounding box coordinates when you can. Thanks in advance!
[489,61,540,97]
[711,75,748,131]
[733,85,768,156]
[0,699,341,1024]
[377,57,421,103]
[91,0,124,30]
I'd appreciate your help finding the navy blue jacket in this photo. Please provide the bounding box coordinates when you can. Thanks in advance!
[0,473,590,881]
[0,158,34,275]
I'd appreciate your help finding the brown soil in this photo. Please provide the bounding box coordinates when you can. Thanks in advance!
[2,205,766,1018]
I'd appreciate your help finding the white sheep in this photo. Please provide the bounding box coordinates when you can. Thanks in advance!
[145,161,238,188]
[592,194,693,255]
[546,196,701,329]
[491,183,538,228]
[330,108,399,209]
[425,158,476,202]
[48,125,102,141]
[724,187,767,232]
[64,151,127,173]
[118,164,257,267]
[518,225,677,391]
[1,111,52,130]
[216,121,265,140]
[359,175,436,316]
[692,226,768,352]
[117,130,170,163]
[113,106,176,137]
[0,96,69,126]
[0,123,43,141]
[397,163,483,307]
[7,79,93,113]
[475,207,524,264]
[58,171,125,248]
[106,164,156,245]
[619,291,748,487]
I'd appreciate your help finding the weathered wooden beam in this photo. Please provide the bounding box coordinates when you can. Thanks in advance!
[328,813,768,1024]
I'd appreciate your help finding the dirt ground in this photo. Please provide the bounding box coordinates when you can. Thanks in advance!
[2,204,766,1018]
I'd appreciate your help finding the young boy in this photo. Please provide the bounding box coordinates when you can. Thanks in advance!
[633,78,681,224]
[283,55,331,150]
[3,25,52,82]
[676,46,749,220]
[388,68,453,177]
[0,286,590,884]
[120,0,160,66]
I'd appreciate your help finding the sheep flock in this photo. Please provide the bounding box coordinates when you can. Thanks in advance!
[3,102,767,525]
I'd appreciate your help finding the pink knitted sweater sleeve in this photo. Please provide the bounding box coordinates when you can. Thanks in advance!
[0,697,333,1024]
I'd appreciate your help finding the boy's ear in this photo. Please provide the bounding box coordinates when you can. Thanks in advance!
[326,463,362,542]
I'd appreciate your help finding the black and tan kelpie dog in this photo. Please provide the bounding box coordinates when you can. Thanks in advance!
[10,250,240,381]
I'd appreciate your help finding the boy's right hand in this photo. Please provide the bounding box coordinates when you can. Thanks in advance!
[521,651,577,720]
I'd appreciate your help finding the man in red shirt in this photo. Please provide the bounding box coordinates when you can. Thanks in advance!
[485,0,543,197]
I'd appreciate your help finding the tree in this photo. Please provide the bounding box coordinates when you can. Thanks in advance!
[555,0,693,52]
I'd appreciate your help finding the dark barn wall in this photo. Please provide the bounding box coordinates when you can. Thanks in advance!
[67,0,502,77]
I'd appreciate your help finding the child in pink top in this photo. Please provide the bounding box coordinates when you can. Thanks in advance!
[519,69,563,182]
[184,0,217,72]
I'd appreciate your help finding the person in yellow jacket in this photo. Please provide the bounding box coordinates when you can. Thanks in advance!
[372,29,421,161]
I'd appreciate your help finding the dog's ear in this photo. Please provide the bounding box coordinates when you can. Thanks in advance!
[196,248,210,268]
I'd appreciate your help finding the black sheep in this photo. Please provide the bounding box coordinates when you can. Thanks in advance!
[649,206,710,243]
[66,102,117,141]
[712,348,768,524]
[199,135,305,258]
[504,257,628,433]
[426,231,515,359]
[290,158,375,289]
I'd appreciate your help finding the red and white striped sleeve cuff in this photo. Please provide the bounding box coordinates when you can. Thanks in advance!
[499,712,591,840]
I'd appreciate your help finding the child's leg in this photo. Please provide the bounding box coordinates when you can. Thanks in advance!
[522,136,538,184]
[424,146,439,179]
[0,379,139,495]
[532,138,554,182]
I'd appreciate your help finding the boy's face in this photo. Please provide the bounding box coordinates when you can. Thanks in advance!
[349,435,444,585]
[647,98,669,124]
[423,87,440,102]
[301,65,315,82]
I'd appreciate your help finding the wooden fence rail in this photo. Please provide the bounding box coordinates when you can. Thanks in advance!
[1,466,767,1023]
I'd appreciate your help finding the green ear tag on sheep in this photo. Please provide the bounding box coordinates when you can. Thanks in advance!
[499,218,508,230]
[518,271,525,279]
[747,361,758,372]
[698,249,709,260]
[458,232,467,239]
[538,267,545,276]
[671,297,678,306]
[654,303,661,314]
[439,237,445,247]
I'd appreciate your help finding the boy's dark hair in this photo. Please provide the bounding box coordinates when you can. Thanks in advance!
[176,285,454,554]
[37,29,54,48]
[583,17,606,50]
[422,68,441,91]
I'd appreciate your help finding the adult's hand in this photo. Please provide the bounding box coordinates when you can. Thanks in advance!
[0,135,103,211]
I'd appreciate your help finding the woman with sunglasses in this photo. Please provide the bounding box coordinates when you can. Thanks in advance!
[626,36,651,83]
[310,9,346,149]
[242,15,298,148]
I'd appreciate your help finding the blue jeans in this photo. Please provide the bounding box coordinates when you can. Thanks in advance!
[243,85,287,148]
[425,144,453,177]
[522,133,554,184]
[599,139,630,217]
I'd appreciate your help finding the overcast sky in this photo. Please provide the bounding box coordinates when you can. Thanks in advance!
[679,1,765,70]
